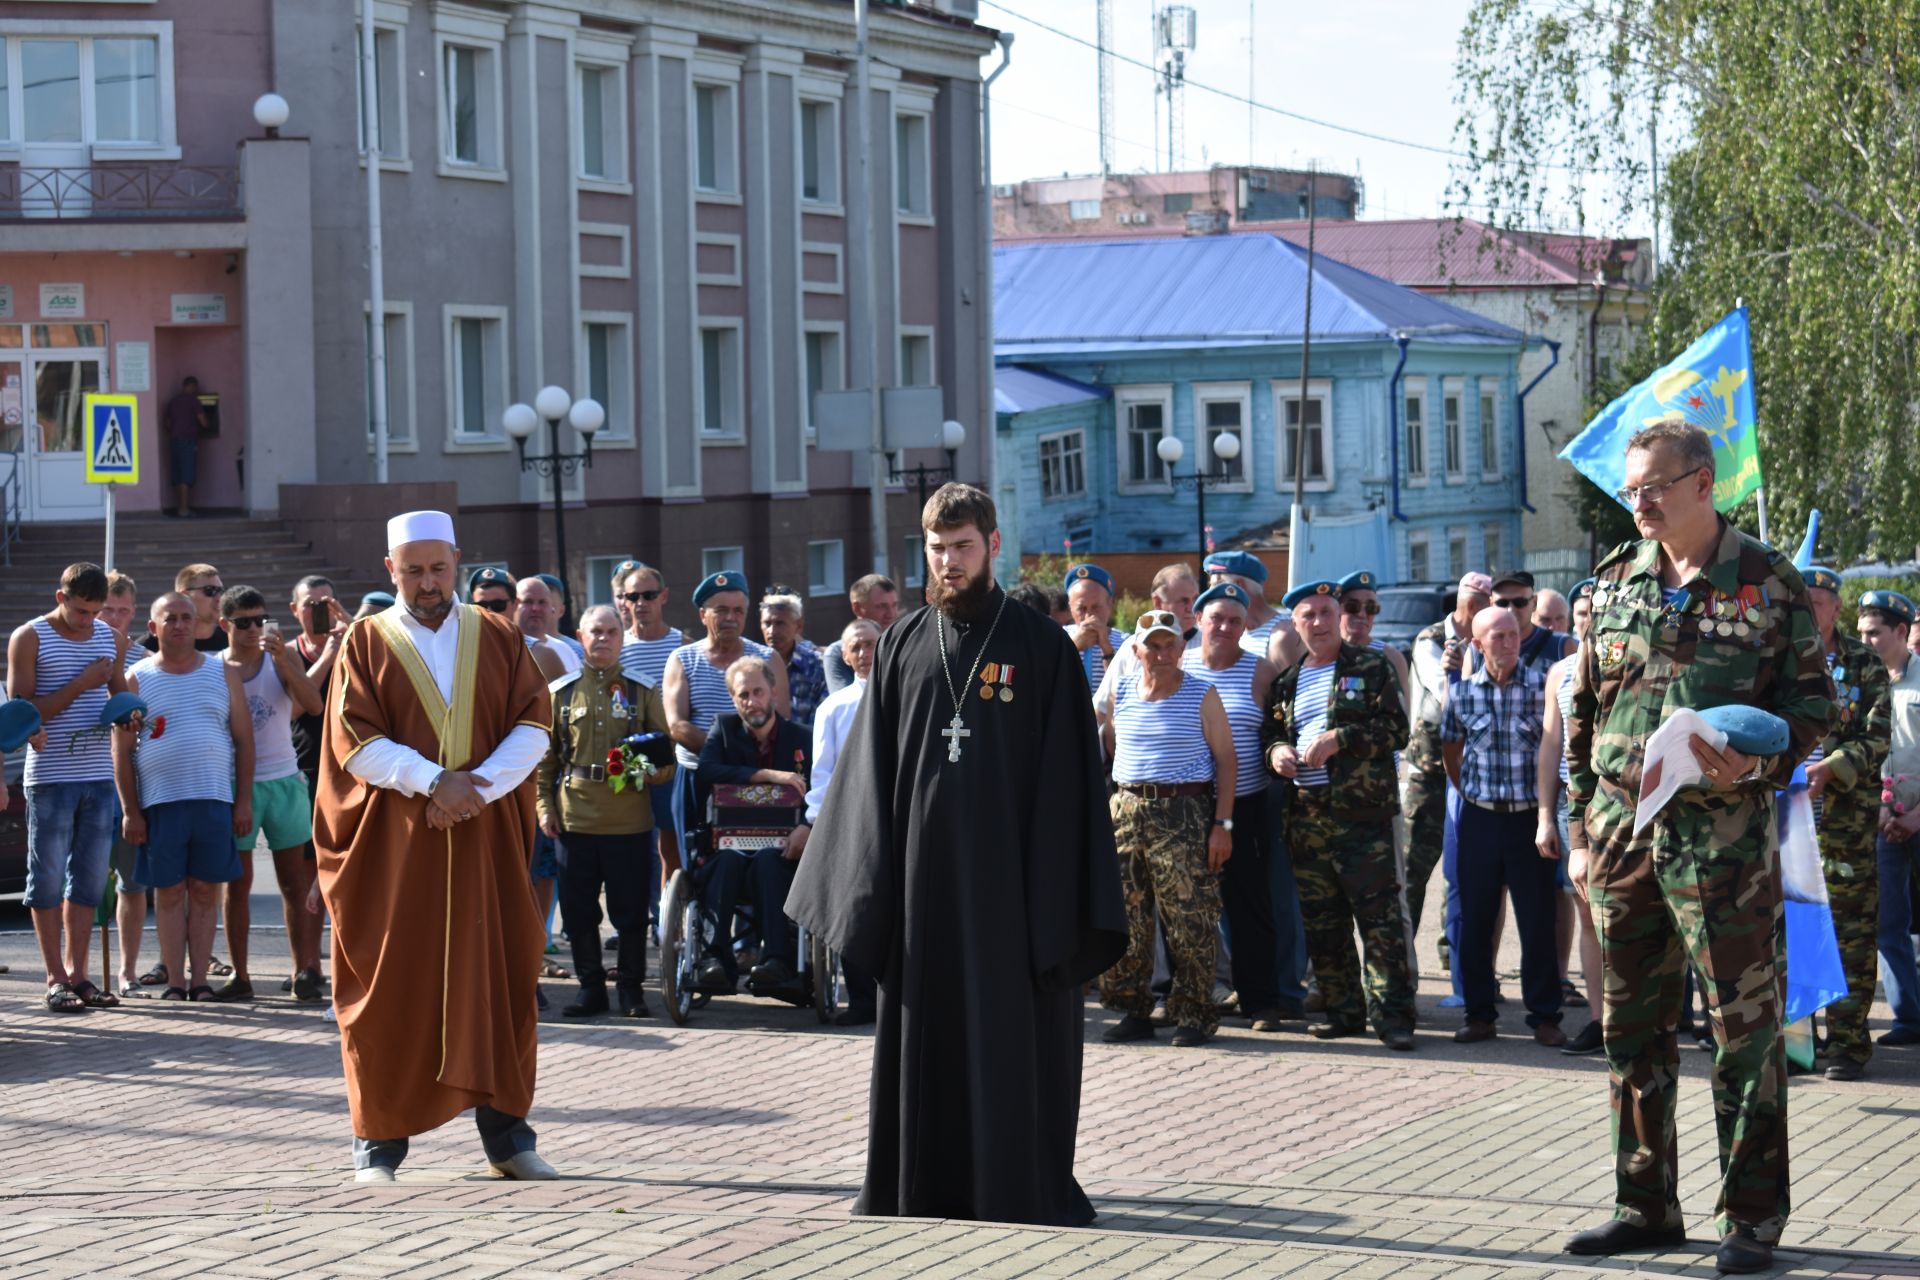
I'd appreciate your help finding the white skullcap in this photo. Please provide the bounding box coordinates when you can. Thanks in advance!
[387,509,457,550]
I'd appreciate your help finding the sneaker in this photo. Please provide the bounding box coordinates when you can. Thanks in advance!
[1148,999,1171,1027]
[1102,1014,1156,1043]
[1560,1021,1604,1055]
[1438,994,1466,1009]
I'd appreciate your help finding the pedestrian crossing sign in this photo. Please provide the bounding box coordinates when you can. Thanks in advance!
[83,394,139,484]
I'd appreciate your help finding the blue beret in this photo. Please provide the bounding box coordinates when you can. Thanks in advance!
[1698,704,1790,758]
[1861,589,1917,626]
[467,567,512,595]
[536,573,566,598]
[100,692,149,729]
[1064,563,1115,595]
[1337,570,1377,595]
[1804,565,1842,593]
[1195,583,1250,612]
[1281,580,1340,609]
[0,698,42,753]
[1202,550,1268,584]
[693,572,749,607]
[362,591,396,610]
[1569,577,1597,603]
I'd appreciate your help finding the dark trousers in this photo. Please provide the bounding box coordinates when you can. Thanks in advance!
[1455,801,1562,1028]
[352,1106,535,1171]
[841,954,877,1015]
[558,830,647,998]
[754,848,800,962]
[1220,790,1280,1010]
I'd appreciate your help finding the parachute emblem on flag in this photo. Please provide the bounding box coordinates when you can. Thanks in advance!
[1646,364,1749,453]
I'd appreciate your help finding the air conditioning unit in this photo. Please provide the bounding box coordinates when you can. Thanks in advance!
[992,183,1016,198]
[929,0,979,16]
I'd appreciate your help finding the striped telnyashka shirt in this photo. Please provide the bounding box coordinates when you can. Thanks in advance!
[668,638,772,768]
[24,617,119,786]
[1292,662,1338,787]
[1183,648,1266,797]
[129,654,235,808]
[1111,668,1215,787]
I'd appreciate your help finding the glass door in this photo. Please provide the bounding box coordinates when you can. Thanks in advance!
[24,324,107,519]
[0,327,24,521]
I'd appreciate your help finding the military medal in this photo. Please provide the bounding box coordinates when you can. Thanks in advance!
[979,684,995,700]
[999,664,1015,702]
[935,597,1010,765]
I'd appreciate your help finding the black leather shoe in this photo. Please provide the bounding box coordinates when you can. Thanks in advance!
[1561,1021,1604,1055]
[563,989,609,1018]
[1565,1219,1687,1256]
[833,1006,876,1027]
[1102,1014,1156,1043]
[1379,1027,1415,1051]
[1877,1025,1920,1046]
[1824,1057,1864,1081]
[616,990,651,1018]
[1454,1020,1496,1044]
[1170,1025,1208,1047]
[693,957,734,993]
[1715,1226,1772,1273]
[750,956,796,989]
[1307,1021,1364,1040]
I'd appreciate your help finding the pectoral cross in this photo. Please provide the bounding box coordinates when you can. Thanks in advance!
[941,711,971,764]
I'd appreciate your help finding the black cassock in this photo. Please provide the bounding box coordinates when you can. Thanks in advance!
[786,587,1126,1226]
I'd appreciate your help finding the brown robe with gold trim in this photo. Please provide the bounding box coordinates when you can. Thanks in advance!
[315,605,551,1139]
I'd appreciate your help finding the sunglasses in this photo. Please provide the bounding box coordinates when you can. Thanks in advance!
[1137,610,1177,629]
[227,615,268,630]
[620,589,664,603]
[1341,599,1380,617]
[476,598,512,613]
[195,584,224,598]
[1493,596,1533,609]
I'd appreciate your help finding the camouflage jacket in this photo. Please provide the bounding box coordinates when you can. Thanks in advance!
[1816,631,1891,841]
[1566,518,1834,829]
[1263,642,1408,819]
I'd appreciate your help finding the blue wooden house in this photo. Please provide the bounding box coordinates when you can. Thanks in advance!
[992,234,1536,585]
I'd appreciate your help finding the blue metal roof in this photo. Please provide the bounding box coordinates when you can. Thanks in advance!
[993,235,1526,356]
[995,365,1107,415]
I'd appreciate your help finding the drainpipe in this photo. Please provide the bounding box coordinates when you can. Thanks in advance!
[1387,333,1409,522]
[1514,337,1560,515]
[979,31,1012,510]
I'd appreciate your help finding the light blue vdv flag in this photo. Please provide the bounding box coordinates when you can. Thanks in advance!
[1778,763,1848,1025]
[1561,306,1763,511]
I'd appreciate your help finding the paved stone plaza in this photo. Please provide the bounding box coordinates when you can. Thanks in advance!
[5,859,1920,1279]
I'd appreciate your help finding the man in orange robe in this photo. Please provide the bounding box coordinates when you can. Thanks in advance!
[314,510,556,1183]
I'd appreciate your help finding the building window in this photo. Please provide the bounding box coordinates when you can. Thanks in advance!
[577,63,625,182]
[695,81,738,195]
[807,540,845,598]
[1038,429,1087,500]
[1483,524,1504,575]
[702,546,745,578]
[898,330,934,386]
[1479,385,1501,478]
[895,109,931,217]
[1115,386,1172,493]
[803,326,844,437]
[440,41,501,170]
[584,554,629,608]
[1448,529,1468,579]
[1068,198,1101,221]
[800,98,839,205]
[1408,533,1430,583]
[363,304,414,449]
[444,306,506,445]
[1,31,177,152]
[1163,192,1192,214]
[353,25,406,159]
[1404,387,1428,483]
[1194,383,1251,488]
[698,321,743,438]
[580,315,633,442]
[1275,379,1334,491]
[1442,378,1465,480]
[902,535,925,588]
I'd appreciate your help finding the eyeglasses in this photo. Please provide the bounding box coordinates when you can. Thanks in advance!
[195,584,224,598]
[227,615,267,630]
[620,589,664,603]
[476,598,512,613]
[1493,596,1533,610]
[1341,599,1380,617]
[1614,468,1704,505]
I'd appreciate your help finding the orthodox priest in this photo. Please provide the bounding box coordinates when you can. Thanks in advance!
[315,510,556,1183]
[785,483,1126,1227]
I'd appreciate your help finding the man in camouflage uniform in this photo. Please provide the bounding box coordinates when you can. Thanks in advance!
[1263,580,1415,1051]
[1406,573,1493,943]
[1800,565,1891,1080]
[1564,422,1833,1275]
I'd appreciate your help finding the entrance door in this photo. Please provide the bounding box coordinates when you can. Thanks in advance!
[19,39,92,217]
[25,338,107,520]
[0,339,23,522]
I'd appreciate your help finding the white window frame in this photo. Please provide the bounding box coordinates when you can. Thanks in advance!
[363,300,416,453]
[1192,381,1253,493]
[1403,383,1429,486]
[1406,531,1431,584]
[1447,527,1469,580]
[897,325,935,387]
[1114,383,1174,495]
[701,546,745,578]
[807,540,846,599]
[901,535,925,588]
[1483,523,1504,576]
[1478,380,1502,481]
[442,303,509,452]
[354,12,409,169]
[574,55,628,189]
[798,91,842,211]
[1441,376,1466,483]
[893,97,934,223]
[433,41,504,178]
[1271,377,1335,493]
[1067,198,1101,221]
[691,63,741,201]
[696,317,745,443]
[0,21,181,161]
[1038,427,1088,502]
[578,311,634,447]
[802,321,845,442]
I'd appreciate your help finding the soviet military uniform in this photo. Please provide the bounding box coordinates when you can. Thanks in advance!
[1812,633,1891,1070]
[1263,642,1413,1036]
[1566,519,1833,1244]
[1402,615,1461,935]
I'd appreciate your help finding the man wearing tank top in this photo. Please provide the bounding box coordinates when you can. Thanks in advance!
[116,592,254,1002]
[8,562,130,1012]
[214,586,325,1003]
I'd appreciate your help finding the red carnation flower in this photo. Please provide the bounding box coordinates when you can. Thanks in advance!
[794,749,805,764]
[148,715,167,740]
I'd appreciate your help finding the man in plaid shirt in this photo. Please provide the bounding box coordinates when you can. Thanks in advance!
[1442,605,1564,1047]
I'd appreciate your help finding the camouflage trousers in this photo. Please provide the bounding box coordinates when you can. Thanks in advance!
[1820,803,1880,1068]
[1585,783,1788,1243]
[1289,798,1415,1033]
[1101,790,1221,1034]
[1401,721,1448,935]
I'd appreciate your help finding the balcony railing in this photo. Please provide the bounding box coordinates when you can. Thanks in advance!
[0,162,242,221]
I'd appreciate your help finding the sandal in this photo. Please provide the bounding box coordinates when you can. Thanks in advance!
[45,983,85,1013]
[138,962,170,987]
[70,980,120,1009]
[160,986,189,1001]
[540,961,572,980]
[207,956,234,978]
[188,985,217,1002]
[118,979,150,999]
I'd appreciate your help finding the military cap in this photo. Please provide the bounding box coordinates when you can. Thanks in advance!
[1064,562,1115,595]
[1569,577,1597,603]
[693,571,749,608]
[467,566,512,596]
[1337,570,1378,595]
[1203,550,1268,584]
[1281,580,1340,609]
[362,591,396,611]
[0,698,43,752]
[1699,704,1790,758]
[1195,582,1250,613]
[1803,565,1843,593]
[1860,589,1917,626]
[1491,568,1534,591]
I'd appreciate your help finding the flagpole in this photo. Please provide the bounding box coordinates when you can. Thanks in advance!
[1736,295,1769,543]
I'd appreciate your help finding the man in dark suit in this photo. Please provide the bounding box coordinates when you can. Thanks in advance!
[694,655,812,991]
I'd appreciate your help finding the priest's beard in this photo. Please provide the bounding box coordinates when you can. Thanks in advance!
[928,563,998,623]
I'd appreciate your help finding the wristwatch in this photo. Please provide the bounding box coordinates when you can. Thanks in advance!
[1214,818,1234,831]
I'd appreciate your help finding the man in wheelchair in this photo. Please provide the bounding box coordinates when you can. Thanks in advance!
[691,656,814,998]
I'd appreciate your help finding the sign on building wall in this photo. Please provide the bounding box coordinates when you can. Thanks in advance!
[40,283,85,318]
[171,293,227,324]
[0,285,13,319]
[115,341,151,393]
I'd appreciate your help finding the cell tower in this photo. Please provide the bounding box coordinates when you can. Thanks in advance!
[1096,0,1115,175]
[1154,4,1197,171]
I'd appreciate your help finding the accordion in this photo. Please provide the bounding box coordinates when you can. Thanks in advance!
[707,782,805,854]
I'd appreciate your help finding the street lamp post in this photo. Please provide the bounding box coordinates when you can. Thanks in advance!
[888,419,968,512]
[1158,431,1242,577]
[504,386,603,630]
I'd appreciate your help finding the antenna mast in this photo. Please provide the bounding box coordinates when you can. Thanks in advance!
[1096,0,1115,175]
[1154,5,1196,171]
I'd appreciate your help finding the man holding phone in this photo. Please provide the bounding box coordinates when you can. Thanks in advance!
[287,575,348,999]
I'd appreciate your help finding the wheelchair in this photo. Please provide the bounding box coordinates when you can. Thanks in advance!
[658,782,842,1026]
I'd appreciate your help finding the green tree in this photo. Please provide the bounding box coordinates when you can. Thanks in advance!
[1452,0,1920,560]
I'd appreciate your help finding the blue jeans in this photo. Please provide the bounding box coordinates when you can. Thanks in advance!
[1443,783,1467,999]
[24,780,117,909]
[1878,831,1920,1032]
[353,1106,535,1171]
